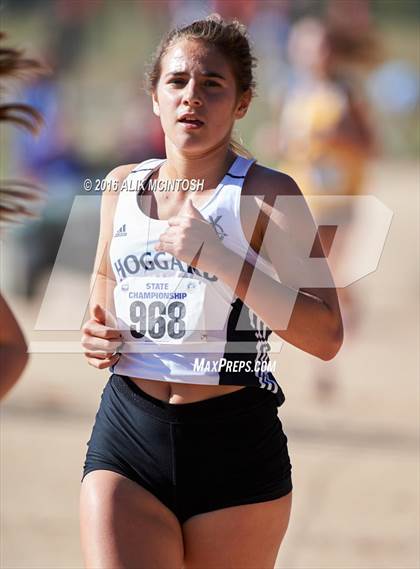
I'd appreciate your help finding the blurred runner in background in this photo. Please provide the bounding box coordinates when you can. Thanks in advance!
[277,11,381,400]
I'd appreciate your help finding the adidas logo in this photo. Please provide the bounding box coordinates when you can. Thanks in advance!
[114,224,127,237]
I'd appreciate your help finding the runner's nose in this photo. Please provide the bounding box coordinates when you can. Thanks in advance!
[182,81,202,107]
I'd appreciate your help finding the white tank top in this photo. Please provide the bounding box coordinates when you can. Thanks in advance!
[109,156,284,400]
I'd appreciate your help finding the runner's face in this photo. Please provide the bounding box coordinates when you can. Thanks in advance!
[153,39,250,155]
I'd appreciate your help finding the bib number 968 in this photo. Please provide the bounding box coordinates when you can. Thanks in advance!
[130,300,186,340]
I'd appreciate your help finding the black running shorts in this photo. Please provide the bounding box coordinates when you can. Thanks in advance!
[82,374,292,524]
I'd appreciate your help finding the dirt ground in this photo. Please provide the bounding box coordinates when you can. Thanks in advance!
[1,160,419,568]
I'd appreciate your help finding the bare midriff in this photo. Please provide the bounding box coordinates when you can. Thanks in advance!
[128,376,245,404]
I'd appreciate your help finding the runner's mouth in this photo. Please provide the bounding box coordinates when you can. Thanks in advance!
[178,116,205,128]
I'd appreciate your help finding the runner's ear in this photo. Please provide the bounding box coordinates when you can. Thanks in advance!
[152,91,160,117]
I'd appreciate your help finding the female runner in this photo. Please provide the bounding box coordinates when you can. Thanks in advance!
[277,17,376,399]
[80,15,343,569]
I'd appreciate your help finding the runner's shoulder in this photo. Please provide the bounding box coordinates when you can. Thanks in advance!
[98,164,139,227]
[103,163,139,194]
[247,162,302,200]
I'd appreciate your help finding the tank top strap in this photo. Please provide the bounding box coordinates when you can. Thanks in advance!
[206,156,256,221]
[131,158,165,175]
[226,155,256,179]
[229,157,256,220]
[113,159,164,233]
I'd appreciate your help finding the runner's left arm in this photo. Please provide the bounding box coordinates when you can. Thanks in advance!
[210,175,344,361]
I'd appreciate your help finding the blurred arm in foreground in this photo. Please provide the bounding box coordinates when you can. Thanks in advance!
[0,295,29,400]
[0,33,45,400]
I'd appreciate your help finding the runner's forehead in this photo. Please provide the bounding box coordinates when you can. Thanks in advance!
[162,41,231,78]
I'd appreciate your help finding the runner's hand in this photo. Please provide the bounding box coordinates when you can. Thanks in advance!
[155,198,224,272]
[82,304,122,369]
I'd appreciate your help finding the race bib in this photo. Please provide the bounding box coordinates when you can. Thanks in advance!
[114,275,207,345]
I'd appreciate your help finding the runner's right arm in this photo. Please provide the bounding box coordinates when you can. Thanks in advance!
[81,165,136,369]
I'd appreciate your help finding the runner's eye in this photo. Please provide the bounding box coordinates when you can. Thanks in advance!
[168,78,186,86]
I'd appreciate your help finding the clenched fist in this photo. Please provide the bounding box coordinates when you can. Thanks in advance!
[154,197,224,273]
[81,304,123,370]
